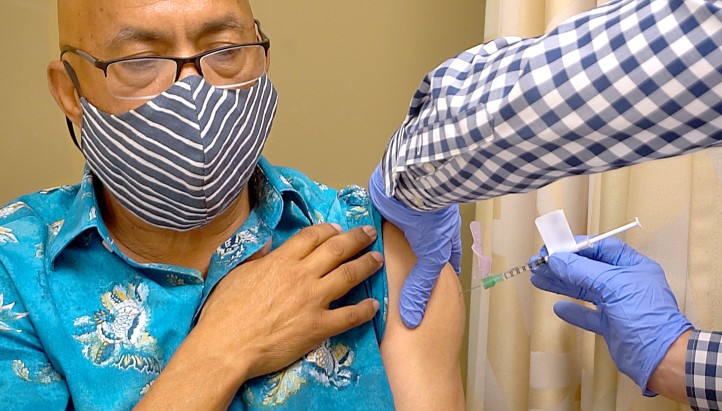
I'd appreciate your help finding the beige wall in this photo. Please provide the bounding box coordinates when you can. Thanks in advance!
[1,0,485,391]
[251,2,485,190]
[0,1,485,201]
[1,1,85,203]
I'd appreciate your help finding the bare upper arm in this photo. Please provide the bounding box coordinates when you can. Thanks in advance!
[379,222,465,410]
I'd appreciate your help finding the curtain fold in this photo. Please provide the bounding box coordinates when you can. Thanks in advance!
[466,0,722,409]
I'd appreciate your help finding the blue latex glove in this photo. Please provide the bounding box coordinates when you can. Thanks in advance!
[530,237,692,395]
[368,163,461,328]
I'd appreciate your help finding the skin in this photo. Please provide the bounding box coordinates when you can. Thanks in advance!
[381,224,465,409]
[648,330,691,404]
[46,1,465,409]
[49,0,263,273]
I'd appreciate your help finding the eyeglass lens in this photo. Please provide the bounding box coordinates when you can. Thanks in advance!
[106,45,266,99]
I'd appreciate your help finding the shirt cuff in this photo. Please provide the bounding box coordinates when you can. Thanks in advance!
[687,329,722,410]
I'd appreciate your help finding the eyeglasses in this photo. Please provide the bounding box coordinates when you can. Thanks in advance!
[60,20,270,100]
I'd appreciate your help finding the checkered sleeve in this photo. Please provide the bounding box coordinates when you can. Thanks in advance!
[383,0,722,211]
[687,330,722,410]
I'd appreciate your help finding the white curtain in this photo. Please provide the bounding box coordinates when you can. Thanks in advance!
[466,1,722,410]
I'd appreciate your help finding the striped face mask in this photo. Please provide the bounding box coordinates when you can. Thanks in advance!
[79,74,278,231]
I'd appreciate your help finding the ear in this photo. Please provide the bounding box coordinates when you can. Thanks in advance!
[47,60,83,127]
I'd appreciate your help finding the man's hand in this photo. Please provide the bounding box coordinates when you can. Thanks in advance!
[196,223,384,380]
[368,164,461,328]
[529,237,693,395]
[136,223,382,410]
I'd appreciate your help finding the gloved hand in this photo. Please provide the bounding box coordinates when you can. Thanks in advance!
[530,237,693,395]
[368,163,461,328]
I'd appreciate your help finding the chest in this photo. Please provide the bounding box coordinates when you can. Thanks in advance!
[11,230,392,410]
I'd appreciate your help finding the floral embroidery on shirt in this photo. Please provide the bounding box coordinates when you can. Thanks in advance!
[0,202,27,220]
[88,207,97,222]
[305,339,357,388]
[313,210,325,224]
[140,380,154,396]
[73,282,162,374]
[265,188,282,205]
[12,360,62,384]
[252,360,306,406]
[339,186,372,221]
[166,274,186,286]
[346,206,370,221]
[383,296,389,324]
[279,175,292,187]
[0,227,18,244]
[166,274,202,286]
[314,181,330,191]
[0,294,28,332]
[35,243,44,259]
[49,220,64,237]
[39,185,76,195]
[216,226,263,268]
[248,340,358,407]
[340,185,370,204]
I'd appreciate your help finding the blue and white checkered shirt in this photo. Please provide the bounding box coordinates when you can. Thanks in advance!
[382,0,722,211]
[688,330,722,410]
[382,0,722,407]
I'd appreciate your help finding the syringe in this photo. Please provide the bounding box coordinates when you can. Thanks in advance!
[463,217,642,292]
[477,256,549,290]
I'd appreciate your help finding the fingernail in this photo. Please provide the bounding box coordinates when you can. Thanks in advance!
[330,223,342,232]
[372,299,380,312]
[363,225,377,239]
[371,251,384,263]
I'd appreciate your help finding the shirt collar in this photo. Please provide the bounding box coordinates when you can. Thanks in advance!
[254,156,313,226]
[48,168,104,266]
[48,158,313,265]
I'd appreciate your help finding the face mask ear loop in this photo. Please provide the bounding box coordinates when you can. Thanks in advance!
[65,117,81,150]
[62,60,84,151]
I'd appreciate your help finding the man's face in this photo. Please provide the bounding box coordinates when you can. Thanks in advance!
[59,0,257,114]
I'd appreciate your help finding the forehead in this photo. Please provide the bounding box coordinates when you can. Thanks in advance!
[61,0,253,50]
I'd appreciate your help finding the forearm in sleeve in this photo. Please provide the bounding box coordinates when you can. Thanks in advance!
[383,0,722,211]
[686,330,722,410]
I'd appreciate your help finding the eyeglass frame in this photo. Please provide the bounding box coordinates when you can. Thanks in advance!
[59,19,270,98]
[59,19,270,149]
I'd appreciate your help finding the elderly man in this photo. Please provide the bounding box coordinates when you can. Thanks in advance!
[0,1,464,409]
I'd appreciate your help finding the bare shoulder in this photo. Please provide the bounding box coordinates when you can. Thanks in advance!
[379,222,465,410]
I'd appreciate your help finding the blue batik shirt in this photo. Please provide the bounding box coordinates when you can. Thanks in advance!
[0,157,393,410]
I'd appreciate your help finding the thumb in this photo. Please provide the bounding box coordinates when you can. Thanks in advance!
[553,300,603,335]
[547,252,613,290]
[450,233,462,275]
[399,262,444,328]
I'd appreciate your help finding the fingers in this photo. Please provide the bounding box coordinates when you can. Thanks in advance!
[547,252,610,283]
[320,298,380,337]
[276,223,346,260]
[553,301,603,334]
[538,245,549,257]
[577,237,650,266]
[534,253,605,303]
[398,263,444,328]
[319,251,385,304]
[450,232,462,275]
[303,225,379,276]
[530,265,578,296]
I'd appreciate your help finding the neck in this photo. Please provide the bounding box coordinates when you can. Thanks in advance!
[99,186,253,277]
